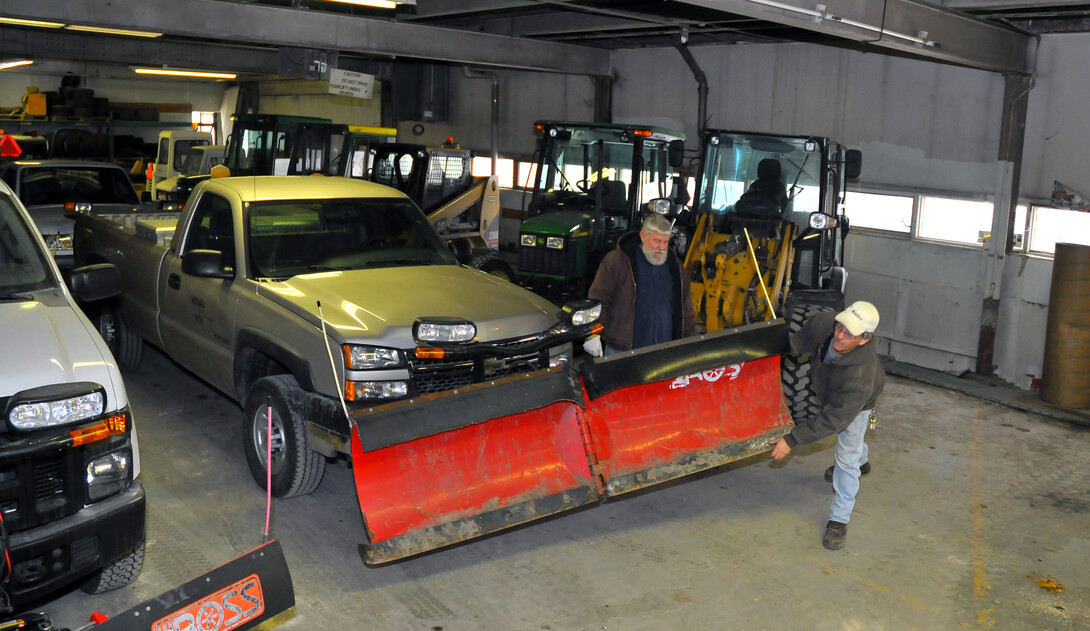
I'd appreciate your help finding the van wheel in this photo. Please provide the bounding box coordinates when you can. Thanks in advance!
[81,541,144,594]
[96,308,143,370]
[243,375,325,498]
[781,303,833,424]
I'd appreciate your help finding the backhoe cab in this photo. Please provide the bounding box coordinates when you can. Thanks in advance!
[681,129,861,419]
[518,121,687,300]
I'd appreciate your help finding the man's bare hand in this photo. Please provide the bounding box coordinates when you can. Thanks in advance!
[769,436,791,460]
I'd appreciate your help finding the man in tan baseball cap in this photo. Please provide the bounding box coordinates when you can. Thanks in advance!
[770,300,885,551]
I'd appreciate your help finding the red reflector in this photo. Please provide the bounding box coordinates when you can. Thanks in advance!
[0,135,22,158]
[145,162,154,182]
[415,347,445,359]
[65,202,75,212]
[632,129,652,138]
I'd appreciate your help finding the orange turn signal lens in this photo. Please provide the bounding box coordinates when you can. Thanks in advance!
[70,413,127,447]
[415,347,445,359]
[633,129,652,137]
[590,323,605,335]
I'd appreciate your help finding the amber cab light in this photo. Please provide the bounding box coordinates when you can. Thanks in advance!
[632,129,652,138]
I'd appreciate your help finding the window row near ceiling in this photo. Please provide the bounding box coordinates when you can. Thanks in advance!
[842,190,1090,256]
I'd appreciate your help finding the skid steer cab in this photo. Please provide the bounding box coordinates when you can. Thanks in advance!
[679,129,861,422]
[349,319,793,566]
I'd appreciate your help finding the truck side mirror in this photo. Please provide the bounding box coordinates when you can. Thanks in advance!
[68,263,122,302]
[182,249,234,279]
[669,139,685,169]
[845,149,862,180]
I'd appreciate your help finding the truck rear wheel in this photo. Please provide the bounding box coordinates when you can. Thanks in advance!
[80,540,144,594]
[96,308,143,370]
[781,302,833,424]
[243,375,325,498]
[470,249,515,282]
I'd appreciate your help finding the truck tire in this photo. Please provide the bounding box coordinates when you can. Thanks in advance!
[96,308,144,370]
[469,249,515,282]
[80,541,144,594]
[243,375,325,498]
[781,302,834,424]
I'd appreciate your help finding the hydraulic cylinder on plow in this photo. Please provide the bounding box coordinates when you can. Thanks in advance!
[350,319,792,566]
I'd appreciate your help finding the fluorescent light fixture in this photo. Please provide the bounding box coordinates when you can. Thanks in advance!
[66,25,162,38]
[323,0,399,8]
[0,17,64,28]
[133,67,237,79]
[0,60,34,71]
[747,0,937,47]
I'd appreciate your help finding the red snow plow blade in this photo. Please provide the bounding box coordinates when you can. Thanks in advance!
[351,319,792,566]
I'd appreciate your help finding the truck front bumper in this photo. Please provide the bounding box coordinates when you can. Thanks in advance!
[6,481,146,605]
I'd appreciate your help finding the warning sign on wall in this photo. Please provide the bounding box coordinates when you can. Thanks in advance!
[328,69,374,99]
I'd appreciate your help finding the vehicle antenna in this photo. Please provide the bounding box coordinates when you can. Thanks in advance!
[317,301,354,429]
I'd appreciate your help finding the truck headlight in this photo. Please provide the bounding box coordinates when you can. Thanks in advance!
[343,345,403,369]
[346,381,409,401]
[86,451,132,501]
[546,236,564,250]
[414,318,476,343]
[8,386,105,430]
[561,299,602,326]
[520,234,538,247]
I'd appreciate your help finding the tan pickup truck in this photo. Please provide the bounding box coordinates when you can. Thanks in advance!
[72,175,601,498]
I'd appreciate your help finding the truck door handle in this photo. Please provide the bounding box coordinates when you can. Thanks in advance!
[168,273,181,290]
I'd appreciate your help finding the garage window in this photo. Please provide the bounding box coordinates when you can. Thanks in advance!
[916,195,995,246]
[843,191,913,233]
[1026,205,1090,254]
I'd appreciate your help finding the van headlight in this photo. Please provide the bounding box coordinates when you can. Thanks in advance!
[86,451,132,501]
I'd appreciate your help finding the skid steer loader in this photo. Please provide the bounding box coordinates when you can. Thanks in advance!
[367,140,515,280]
[678,129,862,421]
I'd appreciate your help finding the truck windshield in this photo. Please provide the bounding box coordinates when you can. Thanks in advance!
[248,197,458,279]
[18,166,140,207]
[0,195,54,294]
[699,134,824,219]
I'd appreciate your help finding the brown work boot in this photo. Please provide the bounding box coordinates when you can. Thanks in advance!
[823,520,847,550]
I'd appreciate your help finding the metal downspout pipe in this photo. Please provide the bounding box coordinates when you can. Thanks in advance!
[674,41,708,139]
[463,67,499,173]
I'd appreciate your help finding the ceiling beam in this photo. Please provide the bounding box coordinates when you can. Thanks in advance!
[0,28,279,75]
[676,0,1035,74]
[0,0,613,76]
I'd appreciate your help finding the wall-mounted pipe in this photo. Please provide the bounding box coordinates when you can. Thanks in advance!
[673,41,708,140]
[463,66,499,173]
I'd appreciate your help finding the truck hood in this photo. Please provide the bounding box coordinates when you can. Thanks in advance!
[258,265,561,344]
[0,292,124,412]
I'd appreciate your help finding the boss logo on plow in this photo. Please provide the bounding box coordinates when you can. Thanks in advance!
[152,574,265,631]
[669,364,743,389]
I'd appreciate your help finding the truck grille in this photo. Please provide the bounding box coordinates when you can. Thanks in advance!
[410,338,546,395]
[0,449,80,534]
[518,236,575,277]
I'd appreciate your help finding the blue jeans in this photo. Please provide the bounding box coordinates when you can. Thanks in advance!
[829,408,872,524]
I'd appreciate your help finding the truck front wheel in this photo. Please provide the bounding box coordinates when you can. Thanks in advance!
[243,375,325,498]
[81,540,144,594]
[96,308,143,370]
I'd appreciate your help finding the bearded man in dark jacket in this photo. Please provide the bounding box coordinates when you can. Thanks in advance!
[588,213,698,354]
[770,301,884,551]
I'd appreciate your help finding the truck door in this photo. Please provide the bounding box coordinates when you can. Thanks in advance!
[158,191,240,394]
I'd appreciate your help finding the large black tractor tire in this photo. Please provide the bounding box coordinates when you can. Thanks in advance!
[243,375,325,498]
[81,540,144,594]
[781,302,836,424]
[470,249,516,282]
[96,307,144,370]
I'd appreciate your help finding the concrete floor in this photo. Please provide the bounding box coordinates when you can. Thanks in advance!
[39,346,1089,630]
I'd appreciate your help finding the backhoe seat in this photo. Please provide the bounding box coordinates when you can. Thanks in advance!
[733,159,788,217]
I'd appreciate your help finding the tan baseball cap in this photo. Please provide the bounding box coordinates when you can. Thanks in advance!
[835,301,880,336]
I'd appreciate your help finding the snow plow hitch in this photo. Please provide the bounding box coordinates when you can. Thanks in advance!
[351,319,793,566]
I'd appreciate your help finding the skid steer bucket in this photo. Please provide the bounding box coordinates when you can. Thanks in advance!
[353,320,792,566]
